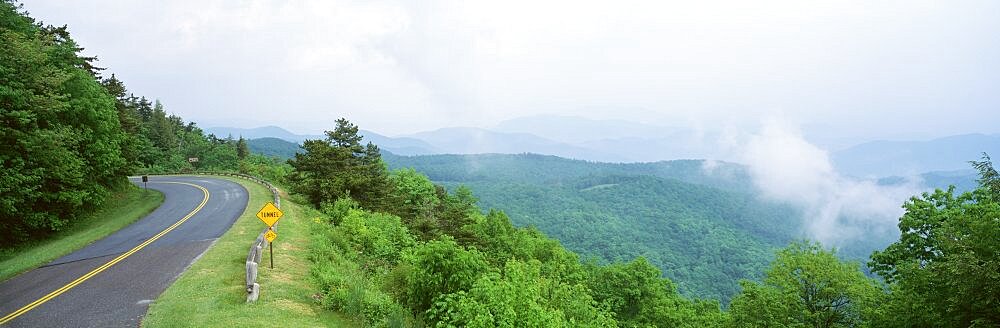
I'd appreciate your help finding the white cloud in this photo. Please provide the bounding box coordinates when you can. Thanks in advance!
[21,0,1000,136]
[735,119,920,245]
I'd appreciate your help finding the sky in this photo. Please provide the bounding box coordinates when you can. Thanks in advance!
[22,0,1000,138]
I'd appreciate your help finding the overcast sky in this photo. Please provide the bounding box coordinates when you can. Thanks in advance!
[23,0,1000,138]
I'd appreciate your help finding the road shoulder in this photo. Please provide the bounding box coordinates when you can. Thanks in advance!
[143,176,355,327]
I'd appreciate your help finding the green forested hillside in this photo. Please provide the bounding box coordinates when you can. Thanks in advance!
[384,152,756,192]
[459,177,800,302]
[298,121,1000,327]
[293,120,731,327]
[383,153,801,302]
[247,137,301,159]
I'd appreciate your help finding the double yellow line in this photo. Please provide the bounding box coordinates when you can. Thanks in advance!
[0,181,210,325]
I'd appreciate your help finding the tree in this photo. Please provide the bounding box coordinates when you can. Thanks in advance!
[388,168,439,219]
[730,241,882,328]
[586,257,727,327]
[427,260,616,328]
[435,185,479,243]
[147,100,178,151]
[101,74,162,173]
[588,257,673,324]
[403,238,489,314]
[287,118,390,209]
[336,207,416,270]
[868,154,1000,327]
[1,2,128,244]
[971,153,1000,200]
[236,136,249,160]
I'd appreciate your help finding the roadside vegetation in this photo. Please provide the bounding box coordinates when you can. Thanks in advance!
[144,176,354,328]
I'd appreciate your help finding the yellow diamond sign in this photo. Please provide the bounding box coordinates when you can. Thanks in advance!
[256,202,283,227]
[264,229,277,242]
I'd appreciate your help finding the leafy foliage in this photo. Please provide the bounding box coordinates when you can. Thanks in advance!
[384,153,803,302]
[868,154,1000,327]
[288,118,390,209]
[1,2,127,244]
[304,120,732,327]
[306,121,1000,327]
[427,260,617,328]
[730,242,883,328]
[403,238,490,314]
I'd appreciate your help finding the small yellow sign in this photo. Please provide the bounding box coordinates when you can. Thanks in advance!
[256,202,283,227]
[264,229,277,242]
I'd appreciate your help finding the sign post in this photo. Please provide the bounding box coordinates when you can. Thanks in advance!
[264,229,277,269]
[141,175,148,190]
[256,202,283,269]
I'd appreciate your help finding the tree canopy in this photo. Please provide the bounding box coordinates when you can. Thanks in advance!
[287,118,390,209]
[730,241,882,328]
[868,154,1000,327]
[1,2,127,243]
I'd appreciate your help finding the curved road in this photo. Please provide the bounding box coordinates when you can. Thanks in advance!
[0,176,248,327]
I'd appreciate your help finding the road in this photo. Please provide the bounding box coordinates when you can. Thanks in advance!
[0,176,248,327]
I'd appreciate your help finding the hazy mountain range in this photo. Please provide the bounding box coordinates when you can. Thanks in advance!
[209,115,1000,178]
[832,134,1000,177]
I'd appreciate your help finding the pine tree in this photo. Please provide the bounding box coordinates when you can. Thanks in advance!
[287,118,390,209]
[236,136,249,160]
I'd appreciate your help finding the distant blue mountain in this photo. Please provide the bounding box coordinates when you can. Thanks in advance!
[210,124,1000,179]
[494,114,682,143]
[402,127,625,162]
[205,125,439,155]
[877,169,979,194]
[493,115,721,162]
[358,131,440,155]
[832,133,1000,177]
[205,125,321,142]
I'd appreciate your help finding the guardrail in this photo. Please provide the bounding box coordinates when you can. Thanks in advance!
[144,171,280,303]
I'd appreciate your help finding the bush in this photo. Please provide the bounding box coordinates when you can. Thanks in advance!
[403,238,491,314]
[310,209,411,327]
[323,200,417,272]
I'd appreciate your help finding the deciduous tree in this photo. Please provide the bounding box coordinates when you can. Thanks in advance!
[731,241,882,328]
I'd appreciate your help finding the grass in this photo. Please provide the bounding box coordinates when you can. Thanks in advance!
[143,176,356,328]
[0,184,164,282]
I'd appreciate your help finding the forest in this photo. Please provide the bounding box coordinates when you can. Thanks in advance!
[4,2,999,326]
[382,153,893,302]
[295,120,1000,327]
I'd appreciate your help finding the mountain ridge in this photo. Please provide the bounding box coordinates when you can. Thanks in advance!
[832,133,1000,177]
[211,120,1000,178]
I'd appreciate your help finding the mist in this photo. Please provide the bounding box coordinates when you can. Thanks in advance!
[22,1,1000,137]
[732,120,921,246]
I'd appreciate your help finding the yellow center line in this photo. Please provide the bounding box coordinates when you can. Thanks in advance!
[0,181,210,325]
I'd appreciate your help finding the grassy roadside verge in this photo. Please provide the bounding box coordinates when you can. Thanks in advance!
[143,176,355,328]
[0,184,164,282]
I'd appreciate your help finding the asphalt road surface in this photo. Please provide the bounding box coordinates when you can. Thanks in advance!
[0,176,248,327]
